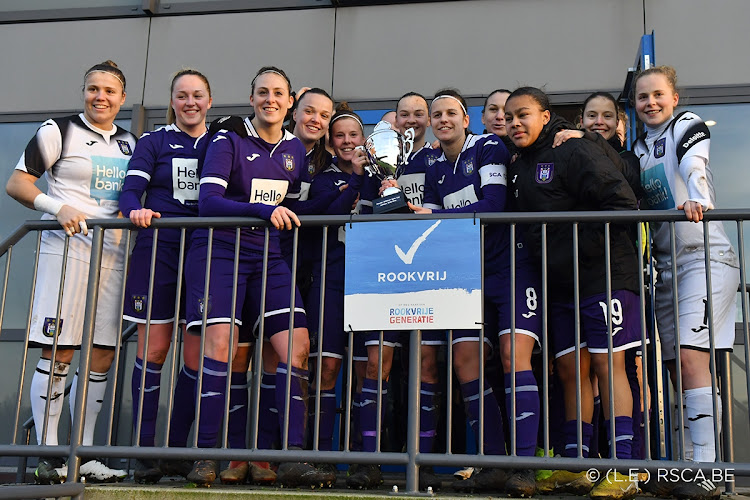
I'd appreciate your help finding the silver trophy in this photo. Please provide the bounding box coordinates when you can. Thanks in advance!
[362,121,415,214]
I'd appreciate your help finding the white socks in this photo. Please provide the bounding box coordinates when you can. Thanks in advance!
[684,386,722,462]
[31,359,69,446]
[69,369,108,446]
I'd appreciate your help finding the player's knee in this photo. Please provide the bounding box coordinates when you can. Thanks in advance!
[319,358,341,389]
[44,349,75,364]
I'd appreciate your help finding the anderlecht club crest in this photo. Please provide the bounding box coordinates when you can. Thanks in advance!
[536,163,554,184]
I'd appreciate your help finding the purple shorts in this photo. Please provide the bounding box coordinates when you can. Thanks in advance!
[450,329,491,346]
[307,284,346,359]
[550,289,642,359]
[363,330,447,348]
[123,240,187,324]
[485,269,542,343]
[185,239,306,337]
[352,334,368,362]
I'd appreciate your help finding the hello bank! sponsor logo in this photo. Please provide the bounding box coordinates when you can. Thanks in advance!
[91,156,129,202]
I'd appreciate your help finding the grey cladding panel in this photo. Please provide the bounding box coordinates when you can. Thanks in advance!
[0,18,149,113]
[145,10,336,108]
[333,0,643,100]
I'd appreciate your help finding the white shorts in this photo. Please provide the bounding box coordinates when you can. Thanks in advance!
[28,253,124,349]
[655,259,739,361]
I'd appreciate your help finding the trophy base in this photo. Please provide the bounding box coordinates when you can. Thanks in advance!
[373,191,411,214]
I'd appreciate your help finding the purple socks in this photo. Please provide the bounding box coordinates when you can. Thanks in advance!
[360,378,387,453]
[132,357,162,447]
[420,382,438,453]
[563,419,594,458]
[257,371,278,450]
[196,357,228,448]
[605,416,634,459]
[461,378,506,455]
[504,370,539,456]
[168,365,197,448]
[228,371,248,449]
[275,362,309,449]
[309,388,337,450]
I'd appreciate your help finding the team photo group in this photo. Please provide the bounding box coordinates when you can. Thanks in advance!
[7,59,739,500]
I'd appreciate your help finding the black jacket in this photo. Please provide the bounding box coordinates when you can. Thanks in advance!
[581,130,643,201]
[508,114,639,301]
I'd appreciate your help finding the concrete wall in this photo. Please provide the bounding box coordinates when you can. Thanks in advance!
[1,0,748,115]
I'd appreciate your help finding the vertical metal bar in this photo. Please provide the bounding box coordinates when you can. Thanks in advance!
[67,226,105,485]
[344,326,353,452]
[0,245,12,336]
[478,222,485,455]
[12,232,40,445]
[163,227,187,446]
[376,330,383,453]
[604,223,616,458]
[250,229,271,449]
[313,225,329,451]
[719,351,735,494]
[541,224,550,456]
[405,329,421,493]
[509,223,517,456]
[282,222,298,451]
[702,222,722,458]
[636,223,651,460]
[106,228,131,447]
[135,228,159,446]
[670,221,686,460]
[192,228,214,448]
[43,236,70,448]
[446,330,453,455]
[221,228,242,448]
[647,225,667,459]
[737,222,750,461]
[572,223,583,457]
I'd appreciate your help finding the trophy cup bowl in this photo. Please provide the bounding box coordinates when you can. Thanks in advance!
[363,121,415,214]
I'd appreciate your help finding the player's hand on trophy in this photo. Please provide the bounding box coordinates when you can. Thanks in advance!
[351,147,368,175]
[379,178,399,196]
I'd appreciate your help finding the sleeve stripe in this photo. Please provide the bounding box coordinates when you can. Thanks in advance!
[200,176,228,189]
[19,119,62,178]
[424,203,442,210]
[479,163,507,187]
[125,170,151,181]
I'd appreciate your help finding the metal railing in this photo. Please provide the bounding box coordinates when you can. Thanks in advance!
[0,209,748,498]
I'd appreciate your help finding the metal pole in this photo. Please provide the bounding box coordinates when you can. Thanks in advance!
[67,226,105,495]
[405,329,421,493]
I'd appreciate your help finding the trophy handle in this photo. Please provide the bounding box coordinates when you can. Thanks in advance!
[403,127,415,159]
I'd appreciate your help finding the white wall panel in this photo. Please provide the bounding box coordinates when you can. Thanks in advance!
[645,0,750,87]
[145,10,336,108]
[0,18,149,113]
[332,0,643,100]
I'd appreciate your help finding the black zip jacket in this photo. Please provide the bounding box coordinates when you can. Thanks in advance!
[580,130,643,201]
[508,114,639,301]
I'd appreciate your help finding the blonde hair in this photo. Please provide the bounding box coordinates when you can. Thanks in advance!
[633,65,678,99]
